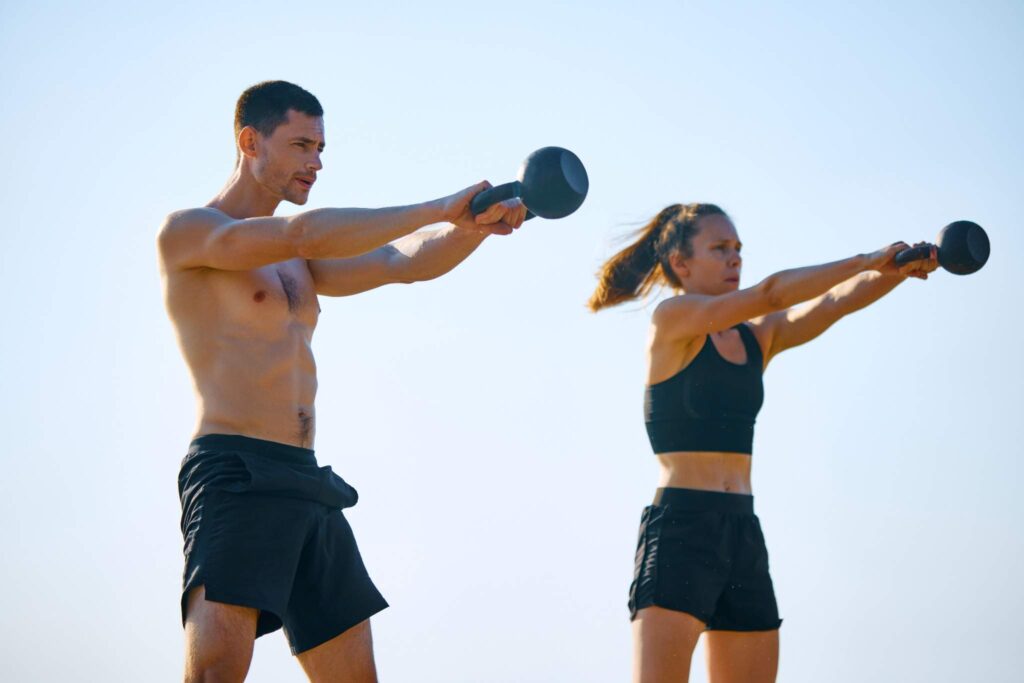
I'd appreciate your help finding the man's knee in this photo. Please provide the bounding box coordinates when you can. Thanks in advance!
[183,586,258,683]
[184,655,251,683]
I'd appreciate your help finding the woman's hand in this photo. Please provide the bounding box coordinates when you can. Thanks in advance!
[867,241,939,279]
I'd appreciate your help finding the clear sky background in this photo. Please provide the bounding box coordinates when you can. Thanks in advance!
[2,1,1022,681]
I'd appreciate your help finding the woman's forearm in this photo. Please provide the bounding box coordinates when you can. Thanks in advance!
[761,254,872,309]
[829,270,907,315]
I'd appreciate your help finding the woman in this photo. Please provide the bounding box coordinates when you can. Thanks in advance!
[588,203,937,683]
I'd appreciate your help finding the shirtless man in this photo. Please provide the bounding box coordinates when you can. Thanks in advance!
[159,81,526,683]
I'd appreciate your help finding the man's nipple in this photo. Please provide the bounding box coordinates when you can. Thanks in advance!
[253,290,267,303]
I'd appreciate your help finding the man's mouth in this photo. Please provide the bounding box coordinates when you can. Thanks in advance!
[295,177,315,190]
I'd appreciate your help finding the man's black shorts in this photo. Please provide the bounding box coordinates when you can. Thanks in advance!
[628,487,782,631]
[178,434,388,654]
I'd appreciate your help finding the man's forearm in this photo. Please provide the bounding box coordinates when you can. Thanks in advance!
[390,224,489,282]
[293,201,445,260]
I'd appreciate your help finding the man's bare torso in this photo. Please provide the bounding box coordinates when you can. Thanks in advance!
[163,255,322,448]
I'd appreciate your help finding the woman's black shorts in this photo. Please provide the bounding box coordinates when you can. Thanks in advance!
[178,434,388,654]
[628,487,782,631]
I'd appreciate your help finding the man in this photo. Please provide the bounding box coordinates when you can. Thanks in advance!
[159,80,525,682]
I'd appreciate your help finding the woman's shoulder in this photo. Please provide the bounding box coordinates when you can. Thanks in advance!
[651,291,708,323]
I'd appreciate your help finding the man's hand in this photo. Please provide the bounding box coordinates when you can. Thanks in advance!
[440,181,527,236]
[896,242,939,280]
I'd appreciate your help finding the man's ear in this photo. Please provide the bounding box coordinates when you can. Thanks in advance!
[237,126,260,160]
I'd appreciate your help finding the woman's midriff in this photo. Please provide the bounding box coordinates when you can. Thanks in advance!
[656,451,753,494]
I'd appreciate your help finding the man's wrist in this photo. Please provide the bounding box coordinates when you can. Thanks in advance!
[448,222,490,241]
[421,198,447,225]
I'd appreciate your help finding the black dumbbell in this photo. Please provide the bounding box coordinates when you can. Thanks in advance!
[894,220,990,275]
[470,146,589,221]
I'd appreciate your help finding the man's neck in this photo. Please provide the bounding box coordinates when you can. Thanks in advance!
[207,164,283,219]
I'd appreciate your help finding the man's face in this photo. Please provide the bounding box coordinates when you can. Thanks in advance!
[251,110,325,205]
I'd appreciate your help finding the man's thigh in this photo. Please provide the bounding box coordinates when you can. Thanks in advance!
[183,585,259,683]
[296,618,377,683]
[282,508,388,655]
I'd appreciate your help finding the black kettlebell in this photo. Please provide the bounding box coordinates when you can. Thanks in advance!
[894,220,990,275]
[470,146,589,221]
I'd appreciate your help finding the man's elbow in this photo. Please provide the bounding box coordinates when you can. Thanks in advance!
[288,215,318,259]
[394,270,436,285]
[387,249,438,285]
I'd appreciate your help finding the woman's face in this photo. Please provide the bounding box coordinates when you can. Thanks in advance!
[670,214,743,295]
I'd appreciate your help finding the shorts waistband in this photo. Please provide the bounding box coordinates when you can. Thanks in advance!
[653,487,754,514]
[188,434,316,465]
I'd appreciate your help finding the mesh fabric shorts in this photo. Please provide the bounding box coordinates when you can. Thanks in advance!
[178,434,388,654]
[628,487,782,631]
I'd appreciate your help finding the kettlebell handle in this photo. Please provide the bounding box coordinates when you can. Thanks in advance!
[469,181,536,221]
[894,244,933,266]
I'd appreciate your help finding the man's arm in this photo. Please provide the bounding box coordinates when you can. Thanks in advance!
[157,182,505,273]
[309,198,527,296]
[158,203,446,272]
[307,226,485,296]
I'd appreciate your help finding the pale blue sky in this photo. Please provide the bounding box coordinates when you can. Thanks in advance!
[1,1,1022,681]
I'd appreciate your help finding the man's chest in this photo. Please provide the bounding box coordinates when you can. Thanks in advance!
[204,259,321,330]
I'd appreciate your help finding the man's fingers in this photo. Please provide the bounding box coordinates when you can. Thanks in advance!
[475,203,504,224]
[475,198,526,226]
[516,203,528,226]
[485,222,514,236]
[505,198,527,228]
[464,180,493,209]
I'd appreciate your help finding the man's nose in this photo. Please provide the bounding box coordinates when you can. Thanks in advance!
[309,152,323,172]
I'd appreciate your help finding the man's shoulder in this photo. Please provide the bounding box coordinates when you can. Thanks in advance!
[158,207,232,264]
[161,206,229,233]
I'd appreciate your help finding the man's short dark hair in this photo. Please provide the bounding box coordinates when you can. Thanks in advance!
[234,81,323,138]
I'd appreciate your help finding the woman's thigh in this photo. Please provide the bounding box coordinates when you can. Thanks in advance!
[632,606,706,683]
[704,628,779,683]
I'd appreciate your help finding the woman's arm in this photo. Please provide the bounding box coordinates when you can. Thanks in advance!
[652,243,911,343]
[752,243,938,365]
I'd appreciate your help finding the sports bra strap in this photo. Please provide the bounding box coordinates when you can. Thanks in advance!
[735,323,763,366]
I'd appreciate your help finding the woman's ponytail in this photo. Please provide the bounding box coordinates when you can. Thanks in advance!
[587,203,726,312]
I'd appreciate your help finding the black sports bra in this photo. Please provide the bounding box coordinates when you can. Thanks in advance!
[644,323,765,455]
